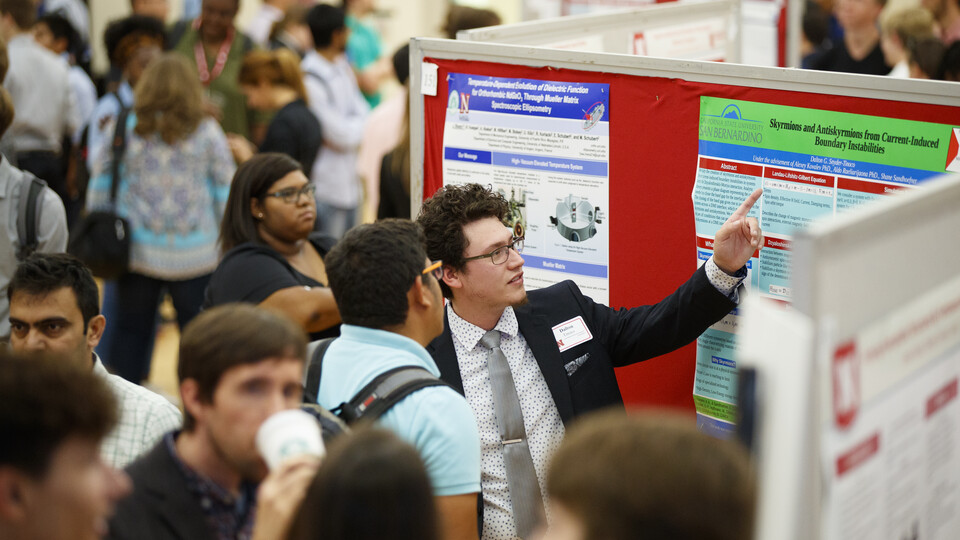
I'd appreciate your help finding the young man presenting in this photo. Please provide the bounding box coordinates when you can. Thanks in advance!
[417,183,763,539]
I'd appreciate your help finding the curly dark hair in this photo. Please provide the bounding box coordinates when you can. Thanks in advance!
[325,219,429,329]
[416,183,508,298]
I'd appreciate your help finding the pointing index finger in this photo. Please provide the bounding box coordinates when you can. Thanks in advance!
[729,188,763,222]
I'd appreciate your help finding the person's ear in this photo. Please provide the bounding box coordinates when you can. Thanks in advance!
[53,36,69,55]
[250,198,265,220]
[441,265,463,293]
[86,314,106,351]
[180,379,205,426]
[0,467,32,521]
[409,276,430,310]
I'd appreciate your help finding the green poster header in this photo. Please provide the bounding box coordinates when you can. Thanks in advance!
[699,97,955,173]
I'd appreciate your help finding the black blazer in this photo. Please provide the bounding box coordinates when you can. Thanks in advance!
[107,439,212,540]
[427,265,737,424]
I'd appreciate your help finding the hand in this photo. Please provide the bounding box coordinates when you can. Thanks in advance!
[713,188,763,274]
[226,133,256,164]
[202,97,224,122]
[250,455,322,540]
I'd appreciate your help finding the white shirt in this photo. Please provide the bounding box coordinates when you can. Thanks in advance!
[66,60,97,144]
[301,50,369,209]
[447,306,565,540]
[245,3,284,47]
[94,355,183,468]
[2,34,78,153]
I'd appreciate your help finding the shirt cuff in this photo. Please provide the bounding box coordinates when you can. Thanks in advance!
[705,256,746,299]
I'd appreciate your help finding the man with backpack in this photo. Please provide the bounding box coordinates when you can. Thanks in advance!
[0,82,68,341]
[318,219,481,540]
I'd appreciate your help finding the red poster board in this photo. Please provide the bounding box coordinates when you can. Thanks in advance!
[421,57,960,413]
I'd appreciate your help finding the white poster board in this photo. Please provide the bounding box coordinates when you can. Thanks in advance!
[459,0,741,62]
[739,174,960,540]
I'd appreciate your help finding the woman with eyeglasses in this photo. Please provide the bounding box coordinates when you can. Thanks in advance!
[204,153,341,340]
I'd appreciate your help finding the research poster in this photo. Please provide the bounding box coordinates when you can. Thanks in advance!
[691,97,960,436]
[821,275,960,540]
[441,73,611,303]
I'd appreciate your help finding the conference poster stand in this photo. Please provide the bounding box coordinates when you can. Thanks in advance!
[409,37,960,412]
[457,0,741,63]
[738,174,960,540]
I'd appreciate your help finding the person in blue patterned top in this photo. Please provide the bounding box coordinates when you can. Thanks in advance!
[86,53,236,384]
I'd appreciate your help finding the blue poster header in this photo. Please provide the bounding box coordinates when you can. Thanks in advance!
[447,73,609,124]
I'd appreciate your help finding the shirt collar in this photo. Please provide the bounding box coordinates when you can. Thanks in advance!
[447,305,519,352]
[0,154,13,197]
[338,325,440,376]
[164,432,258,513]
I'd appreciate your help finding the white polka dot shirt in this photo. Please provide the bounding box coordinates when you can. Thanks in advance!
[447,305,565,540]
[445,255,743,539]
[704,256,744,299]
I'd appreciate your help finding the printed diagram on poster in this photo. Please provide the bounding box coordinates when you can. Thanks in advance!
[690,97,960,437]
[442,73,611,303]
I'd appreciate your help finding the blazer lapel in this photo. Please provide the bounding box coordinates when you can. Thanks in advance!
[515,309,576,424]
[427,308,465,395]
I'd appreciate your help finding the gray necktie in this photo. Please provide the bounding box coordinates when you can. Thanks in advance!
[480,329,544,539]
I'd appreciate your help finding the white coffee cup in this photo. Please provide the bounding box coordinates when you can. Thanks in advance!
[256,409,325,470]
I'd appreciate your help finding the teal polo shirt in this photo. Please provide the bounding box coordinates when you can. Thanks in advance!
[317,324,481,496]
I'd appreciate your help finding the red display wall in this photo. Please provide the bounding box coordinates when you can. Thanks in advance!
[421,57,960,414]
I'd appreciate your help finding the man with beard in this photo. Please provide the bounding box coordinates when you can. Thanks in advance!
[417,183,763,540]
[107,304,309,540]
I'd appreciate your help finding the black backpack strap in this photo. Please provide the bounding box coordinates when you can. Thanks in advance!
[337,366,452,424]
[109,106,131,204]
[303,337,336,405]
[15,172,47,261]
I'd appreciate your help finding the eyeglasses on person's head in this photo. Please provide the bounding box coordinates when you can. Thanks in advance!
[462,236,524,265]
[422,260,444,281]
[264,184,316,204]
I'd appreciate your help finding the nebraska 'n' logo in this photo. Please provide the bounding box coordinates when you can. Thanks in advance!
[945,127,960,173]
[832,341,860,429]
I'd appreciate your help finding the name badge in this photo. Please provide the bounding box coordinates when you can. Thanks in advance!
[552,316,593,352]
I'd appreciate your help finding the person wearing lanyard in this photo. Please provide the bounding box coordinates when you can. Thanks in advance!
[170,0,255,139]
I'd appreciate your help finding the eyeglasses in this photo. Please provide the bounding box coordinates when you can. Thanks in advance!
[463,236,524,265]
[422,260,443,280]
[264,184,316,204]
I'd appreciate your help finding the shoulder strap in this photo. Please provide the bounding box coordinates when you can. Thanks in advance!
[303,337,337,405]
[16,172,47,261]
[303,70,335,105]
[337,366,452,424]
[109,106,131,204]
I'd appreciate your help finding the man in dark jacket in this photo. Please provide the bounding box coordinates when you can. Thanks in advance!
[107,304,311,540]
[418,183,762,539]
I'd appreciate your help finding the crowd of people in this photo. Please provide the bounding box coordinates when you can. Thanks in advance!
[802,0,960,80]
[0,1,867,539]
